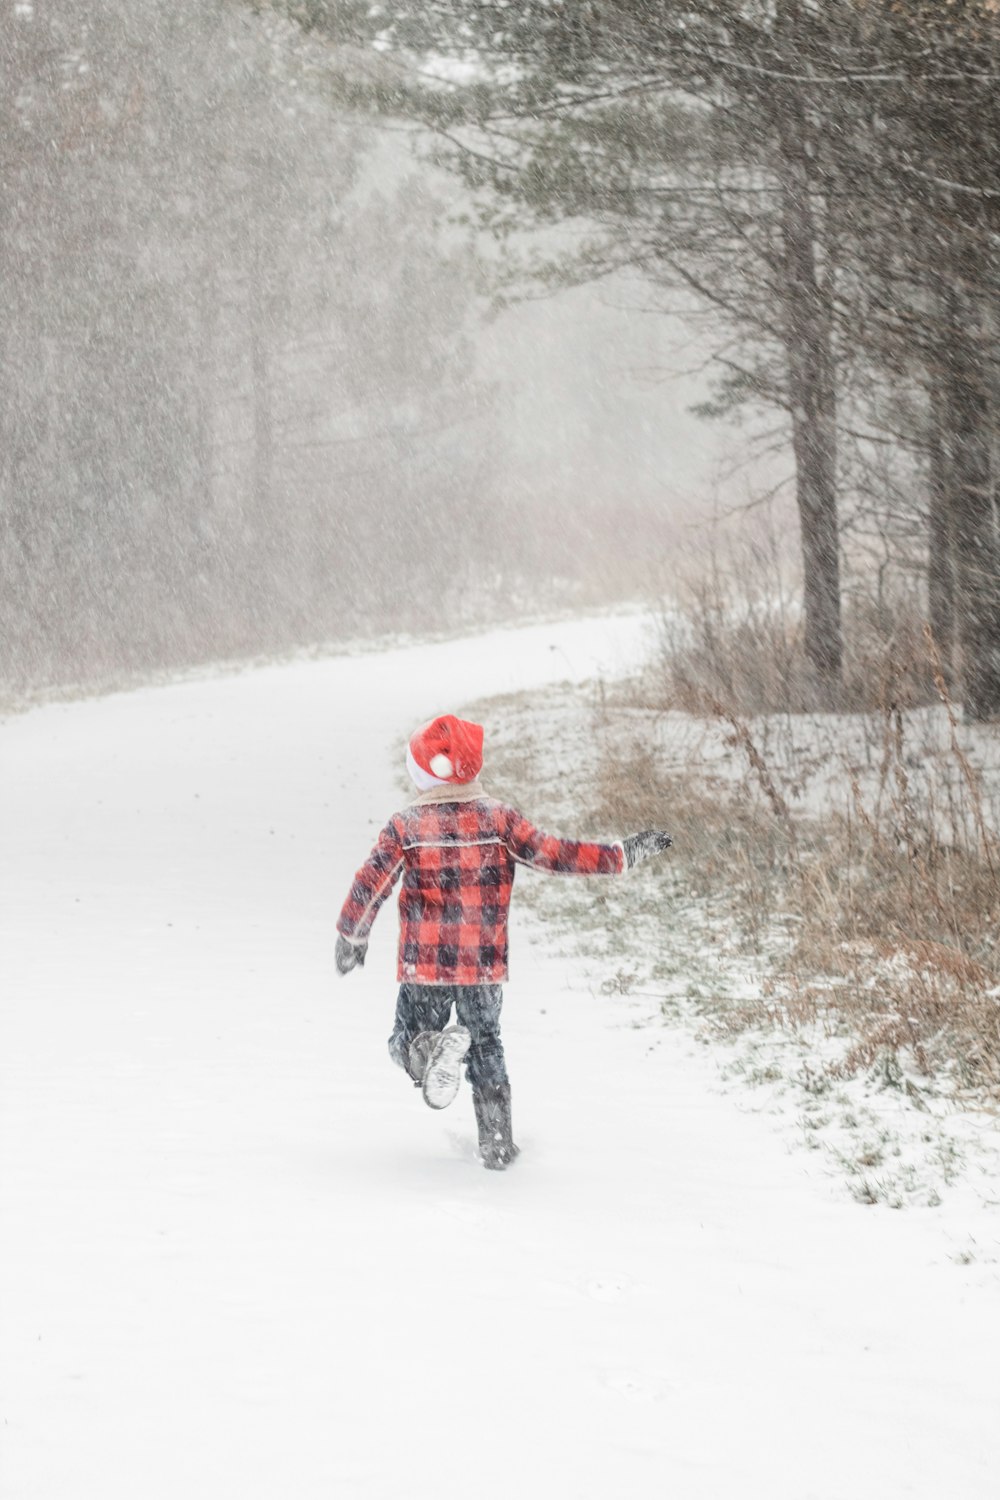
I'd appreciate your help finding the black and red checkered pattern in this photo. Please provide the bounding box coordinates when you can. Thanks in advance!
[337,798,625,985]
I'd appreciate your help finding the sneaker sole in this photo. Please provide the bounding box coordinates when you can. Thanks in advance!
[422,1026,471,1110]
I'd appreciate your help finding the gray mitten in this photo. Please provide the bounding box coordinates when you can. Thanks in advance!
[622,830,673,869]
[335,935,367,974]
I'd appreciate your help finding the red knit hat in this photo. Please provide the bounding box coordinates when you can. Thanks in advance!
[408,715,484,785]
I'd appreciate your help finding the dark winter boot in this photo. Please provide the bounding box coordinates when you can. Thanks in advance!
[420,1026,472,1111]
[472,1083,519,1170]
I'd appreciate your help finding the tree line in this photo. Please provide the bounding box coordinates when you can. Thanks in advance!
[1,0,505,694]
[268,0,1000,718]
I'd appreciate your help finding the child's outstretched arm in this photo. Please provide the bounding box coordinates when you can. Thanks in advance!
[503,810,672,876]
[335,816,405,975]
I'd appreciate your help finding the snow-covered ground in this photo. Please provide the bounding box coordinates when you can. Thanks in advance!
[3,614,999,1500]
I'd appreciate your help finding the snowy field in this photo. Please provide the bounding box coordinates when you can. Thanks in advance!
[3,614,999,1500]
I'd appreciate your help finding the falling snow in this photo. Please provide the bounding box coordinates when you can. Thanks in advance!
[3,5,1000,1496]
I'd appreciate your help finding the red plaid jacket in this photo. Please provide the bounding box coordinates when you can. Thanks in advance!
[337,796,625,985]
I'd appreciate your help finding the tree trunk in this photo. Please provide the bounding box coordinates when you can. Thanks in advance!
[248,235,274,533]
[776,107,842,704]
[945,292,1000,720]
[926,398,955,679]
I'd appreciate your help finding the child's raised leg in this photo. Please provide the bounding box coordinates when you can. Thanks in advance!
[388,984,471,1109]
[387,983,453,1082]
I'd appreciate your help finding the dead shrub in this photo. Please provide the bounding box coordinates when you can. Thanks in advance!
[593,655,1000,1102]
[654,527,945,717]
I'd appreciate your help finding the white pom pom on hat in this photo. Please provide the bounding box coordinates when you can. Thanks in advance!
[407,715,484,790]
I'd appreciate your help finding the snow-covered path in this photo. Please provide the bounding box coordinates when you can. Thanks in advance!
[2,616,998,1500]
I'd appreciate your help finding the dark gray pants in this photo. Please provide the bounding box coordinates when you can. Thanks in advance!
[388,983,509,1091]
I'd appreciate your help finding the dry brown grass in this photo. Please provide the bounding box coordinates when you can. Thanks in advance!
[659,600,945,717]
[593,654,1000,1103]
[653,520,948,718]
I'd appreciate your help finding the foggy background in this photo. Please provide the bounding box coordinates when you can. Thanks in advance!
[0,0,774,699]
